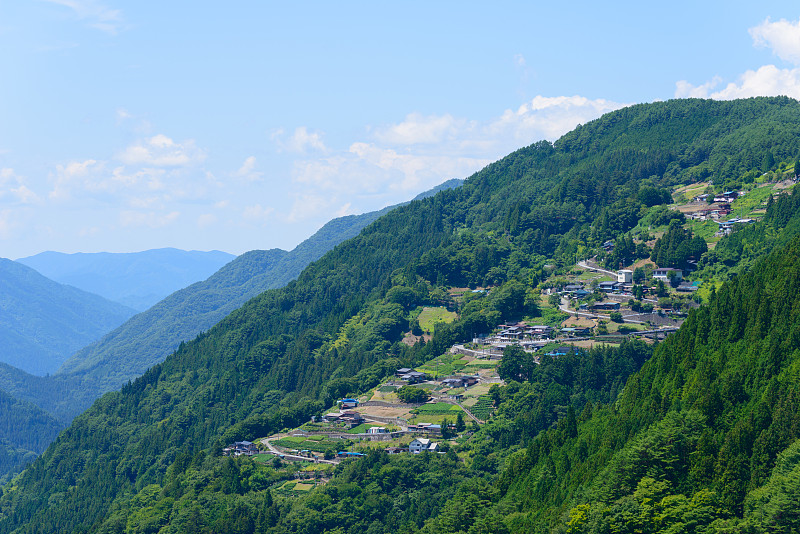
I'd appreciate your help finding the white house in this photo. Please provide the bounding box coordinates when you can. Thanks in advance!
[653,268,683,282]
[618,269,633,284]
[409,438,439,453]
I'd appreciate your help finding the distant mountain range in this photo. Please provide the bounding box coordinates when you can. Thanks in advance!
[17,248,235,311]
[0,259,136,376]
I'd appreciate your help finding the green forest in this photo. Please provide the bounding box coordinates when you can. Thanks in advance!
[3,97,800,533]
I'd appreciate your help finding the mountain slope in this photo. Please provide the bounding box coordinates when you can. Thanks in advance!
[0,363,89,423]
[3,98,800,533]
[0,388,64,482]
[54,179,463,399]
[481,234,800,533]
[17,248,235,311]
[53,248,290,393]
[0,259,136,376]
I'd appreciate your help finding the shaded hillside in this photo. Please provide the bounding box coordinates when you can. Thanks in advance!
[0,389,63,483]
[0,363,90,423]
[3,98,800,533]
[0,259,135,376]
[17,248,235,311]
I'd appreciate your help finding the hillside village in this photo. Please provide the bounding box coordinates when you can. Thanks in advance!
[230,176,798,488]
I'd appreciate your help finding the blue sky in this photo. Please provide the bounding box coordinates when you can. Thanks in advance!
[2,1,800,258]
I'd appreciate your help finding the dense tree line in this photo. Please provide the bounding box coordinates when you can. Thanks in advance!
[470,235,800,532]
[651,219,707,269]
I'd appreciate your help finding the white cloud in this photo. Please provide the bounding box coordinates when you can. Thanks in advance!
[283,94,625,222]
[495,95,625,142]
[273,127,328,153]
[44,0,123,34]
[675,65,800,103]
[675,19,800,100]
[373,96,624,152]
[11,185,40,204]
[372,113,466,145]
[118,135,206,167]
[710,65,800,99]
[750,18,800,65]
[0,168,40,204]
[234,156,263,182]
[0,168,17,185]
[49,159,103,200]
[78,226,100,237]
[674,76,724,98]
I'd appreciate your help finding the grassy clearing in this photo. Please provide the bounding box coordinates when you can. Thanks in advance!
[411,414,451,424]
[538,305,570,327]
[610,323,646,334]
[414,402,463,415]
[732,183,787,218]
[574,271,608,282]
[679,181,710,196]
[463,383,493,397]
[301,463,334,472]
[686,219,722,241]
[419,353,469,377]
[417,306,458,334]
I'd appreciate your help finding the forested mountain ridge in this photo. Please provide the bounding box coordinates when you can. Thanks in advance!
[0,259,136,376]
[2,98,800,533]
[53,248,291,395]
[53,177,463,407]
[17,248,236,311]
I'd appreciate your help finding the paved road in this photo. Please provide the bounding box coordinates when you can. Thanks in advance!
[559,296,598,318]
[262,437,337,464]
[577,259,618,277]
